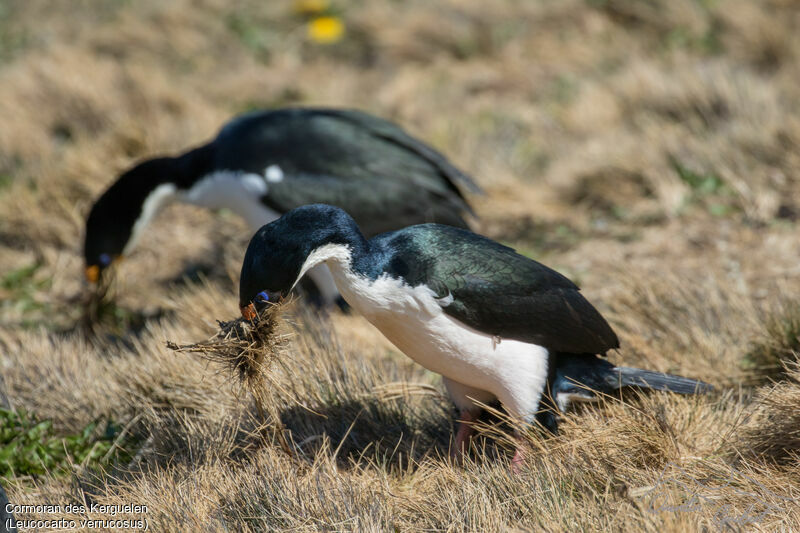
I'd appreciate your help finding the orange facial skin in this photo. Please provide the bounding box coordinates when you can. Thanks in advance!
[85,255,122,284]
[85,265,100,283]
[240,302,258,321]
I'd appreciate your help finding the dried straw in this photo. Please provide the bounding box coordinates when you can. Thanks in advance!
[166,302,293,452]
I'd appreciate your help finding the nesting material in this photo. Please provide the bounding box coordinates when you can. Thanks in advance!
[166,302,290,387]
[166,302,294,453]
[80,268,117,331]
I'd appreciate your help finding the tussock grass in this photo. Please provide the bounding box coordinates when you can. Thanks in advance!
[737,363,800,465]
[745,301,800,380]
[1,0,799,530]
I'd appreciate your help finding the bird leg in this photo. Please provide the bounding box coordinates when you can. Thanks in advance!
[511,395,557,474]
[450,409,478,463]
[510,437,527,474]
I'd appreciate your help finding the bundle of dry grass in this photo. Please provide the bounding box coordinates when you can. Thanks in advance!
[166,301,293,452]
[166,302,290,387]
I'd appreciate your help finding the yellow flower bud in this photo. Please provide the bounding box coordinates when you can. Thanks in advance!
[307,16,345,44]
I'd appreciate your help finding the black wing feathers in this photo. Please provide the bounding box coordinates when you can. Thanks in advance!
[215,108,479,234]
[318,109,483,198]
[382,225,619,355]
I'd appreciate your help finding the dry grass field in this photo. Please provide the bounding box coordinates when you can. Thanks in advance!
[1,0,799,530]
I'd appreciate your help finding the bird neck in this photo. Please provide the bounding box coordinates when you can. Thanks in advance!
[118,144,215,254]
[294,218,370,288]
[296,243,356,284]
[169,143,215,190]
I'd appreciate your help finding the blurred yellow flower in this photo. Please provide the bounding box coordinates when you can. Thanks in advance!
[307,16,344,44]
[293,0,330,16]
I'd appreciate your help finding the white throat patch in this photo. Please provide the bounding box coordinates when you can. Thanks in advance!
[294,243,353,290]
[123,170,283,257]
[124,183,177,255]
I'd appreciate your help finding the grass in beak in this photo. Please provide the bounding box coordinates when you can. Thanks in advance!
[166,301,290,384]
[166,300,293,452]
[80,262,120,331]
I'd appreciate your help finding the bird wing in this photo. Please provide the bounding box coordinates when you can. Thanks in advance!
[259,171,473,236]
[214,109,480,234]
[380,225,619,355]
[314,109,483,198]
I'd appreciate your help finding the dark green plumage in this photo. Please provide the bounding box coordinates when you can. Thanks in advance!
[370,224,620,355]
[215,108,480,236]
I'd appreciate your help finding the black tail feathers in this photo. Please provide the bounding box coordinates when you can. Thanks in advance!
[542,354,713,434]
[614,366,713,395]
[552,354,713,406]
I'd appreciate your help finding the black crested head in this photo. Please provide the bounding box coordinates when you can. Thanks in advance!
[239,204,365,315]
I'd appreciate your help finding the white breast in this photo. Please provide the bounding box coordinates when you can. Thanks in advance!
[181,170,280,230]
[305,244,551,421]
[349,278,550,419]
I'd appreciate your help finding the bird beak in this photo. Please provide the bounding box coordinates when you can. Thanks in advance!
[240,302,258,321]
[85,265,100,284]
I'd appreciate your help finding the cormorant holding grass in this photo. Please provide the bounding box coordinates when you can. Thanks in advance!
[238,204,712,467]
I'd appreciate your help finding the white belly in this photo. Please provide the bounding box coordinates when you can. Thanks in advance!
[327,265,551,419]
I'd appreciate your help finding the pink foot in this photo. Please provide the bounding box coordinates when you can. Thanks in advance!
[510,448,525,473]
[510,438,527,474]
[450,409,478,464]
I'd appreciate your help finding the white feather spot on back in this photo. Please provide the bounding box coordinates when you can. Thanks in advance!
[264,164,284,183]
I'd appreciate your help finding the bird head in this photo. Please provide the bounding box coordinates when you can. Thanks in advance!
[238,233,299,319]
[83,158,179,285]
[239,204,362,319]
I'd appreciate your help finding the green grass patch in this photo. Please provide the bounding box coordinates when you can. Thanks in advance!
[1,262,51,318]
[0,409,135,479]
[664,24,722,55]
[670,158,739,217]
[0,4,31,64]
[672,160,725,194]
[225,12,279,63]
[0,174,12,192]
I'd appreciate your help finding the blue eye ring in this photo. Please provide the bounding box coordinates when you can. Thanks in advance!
[256,291,270,303]
[99,253,112,267]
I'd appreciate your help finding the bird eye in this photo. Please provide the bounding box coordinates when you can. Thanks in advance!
[99,253,112,267]
[256,291,270,303]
